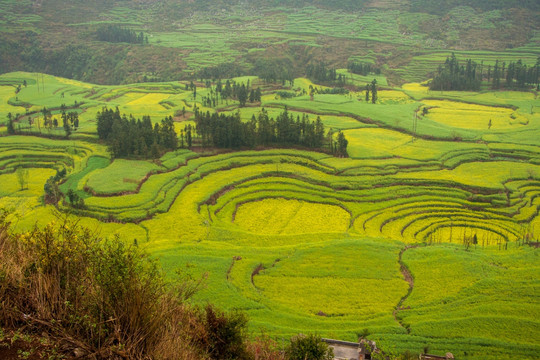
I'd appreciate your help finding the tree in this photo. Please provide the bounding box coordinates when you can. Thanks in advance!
[492,60,500,89]
[287,334,333,360]
[150,142,160,159]
[16,166,29,190]
[7,113,15,134]
[430,54,481,91]
[371,79,378,104]
[237,84,248,107]
[336,131,348,157]
[44,176,61,204]
[63,114,72,138]
[186,124,193,148]
[365,84,370,102]
[96,108,177,159]
[255,87,262,102]
[96,24,145,44]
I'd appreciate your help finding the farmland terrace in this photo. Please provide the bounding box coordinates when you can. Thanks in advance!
[0,0,539,358]
[0,68,538,359]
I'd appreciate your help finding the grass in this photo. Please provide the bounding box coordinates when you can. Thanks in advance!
[253,239,407,319]
[395,244,540,359]
[1,0,539,355]
[0,71,539,359]
[85,159,162,195]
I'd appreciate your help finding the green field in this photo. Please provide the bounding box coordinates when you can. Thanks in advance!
[1,0,539,357]
[1,68,538,358]
[1,3,540,352]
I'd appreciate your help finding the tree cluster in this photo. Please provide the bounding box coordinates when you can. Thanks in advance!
[306,62,350,86]
[53,105,80,137]
[195,108,347,156]
[307,62,337,83]
[429,53,481,91]
[430,53,540,91]
[364,79,378,103]
[347,61,381,76]
[96,25,147,44]
[196,108,322,149]
[96,108,178,158]
[203,79,261,107]
[253,58,295,85]
[494,58,540,89]
[197,62,245,80]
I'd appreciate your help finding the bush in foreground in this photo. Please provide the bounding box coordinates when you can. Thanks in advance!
[287,334,333,360]
[0,210,247,359]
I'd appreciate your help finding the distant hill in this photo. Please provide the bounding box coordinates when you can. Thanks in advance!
[0,0,538,85]
[411,0,540,14]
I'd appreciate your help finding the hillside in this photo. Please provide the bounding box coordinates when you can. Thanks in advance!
[0,1,539,359]
[0,0,539,84]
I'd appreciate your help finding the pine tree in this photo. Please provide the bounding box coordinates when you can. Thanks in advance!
[255,87,262,102]
[7,118,15,134]
[336,131,348,157]
[371,79,377,104]
[186,124,192,148]
[238,84,248,107]
[365,84,370,102]
[63,115,72,138]
[6,113,15,134]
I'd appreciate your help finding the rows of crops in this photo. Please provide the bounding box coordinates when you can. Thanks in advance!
[38,142,534,249]
[0,70,539,359]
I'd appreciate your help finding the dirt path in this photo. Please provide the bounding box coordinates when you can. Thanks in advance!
[393,244,419,333]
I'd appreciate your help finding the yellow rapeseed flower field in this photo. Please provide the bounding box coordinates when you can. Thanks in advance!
[234,198,350,235]
[422,100,527,130]
[126,93,171,105]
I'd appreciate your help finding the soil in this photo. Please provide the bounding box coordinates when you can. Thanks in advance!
[393,245,420,333]
[0,336,51,360]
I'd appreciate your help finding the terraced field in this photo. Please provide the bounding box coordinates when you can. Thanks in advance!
[0,71,539,359]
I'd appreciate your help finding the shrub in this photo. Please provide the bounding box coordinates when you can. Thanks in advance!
[286,334,333,360]
[247,334,287,360]
[0,210,207,359]
[191,305,251,360]
[276,91,296,99]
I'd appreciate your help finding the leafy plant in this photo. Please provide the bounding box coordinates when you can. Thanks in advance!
[286,334,333,360]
